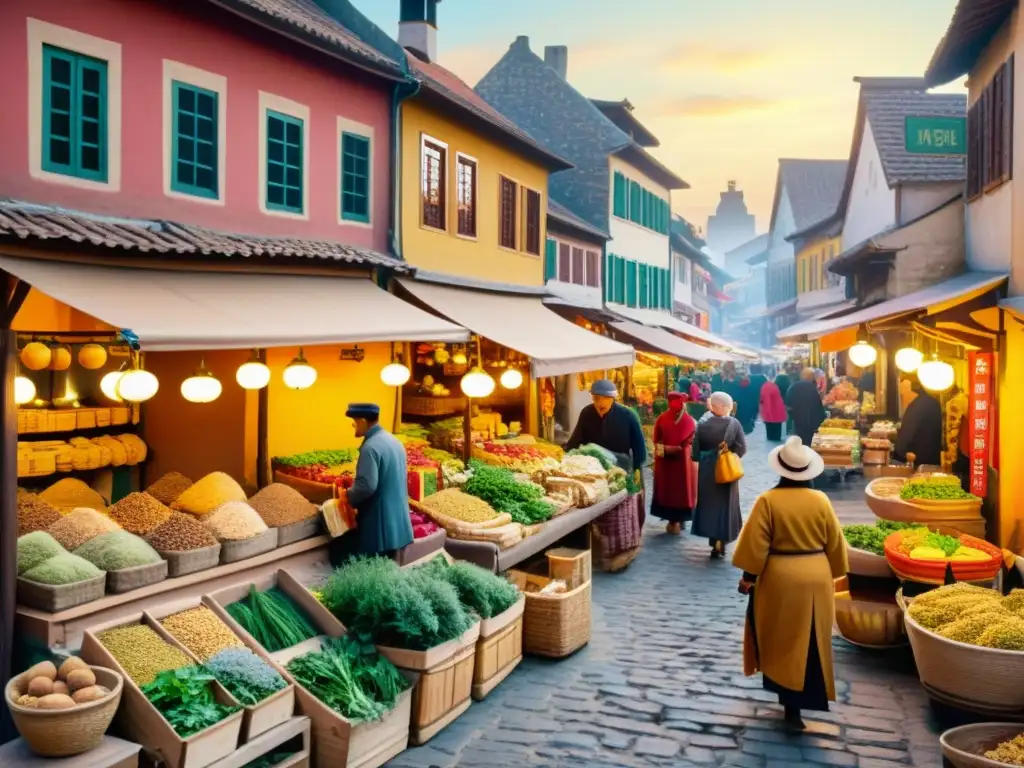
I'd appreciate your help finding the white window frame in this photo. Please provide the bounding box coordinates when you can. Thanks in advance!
[258,91,310,220]
[454,151,478,240]
[337,116,374,228]
[162,60,227,205]
[27,18,122,192]
[420,133,449,233]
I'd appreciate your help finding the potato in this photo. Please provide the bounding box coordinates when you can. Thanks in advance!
[23,661,57,682]
[35,693,76,709]
[51,681,69,696]
[66,668,96,692]
[27,677,53,697]
[57,656,88,681]
[15,695,39,708]
[72,685,109,704]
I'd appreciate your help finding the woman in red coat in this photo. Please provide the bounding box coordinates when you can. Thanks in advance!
[760,379,787,442]
[650,392,698,534]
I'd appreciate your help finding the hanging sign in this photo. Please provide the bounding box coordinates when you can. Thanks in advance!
[967,351,993,496]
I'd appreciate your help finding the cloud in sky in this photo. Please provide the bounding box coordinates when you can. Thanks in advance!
[653,94,782,118]
[657,44,784,76]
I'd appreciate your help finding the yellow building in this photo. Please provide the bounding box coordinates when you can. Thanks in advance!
[795,233,841,295]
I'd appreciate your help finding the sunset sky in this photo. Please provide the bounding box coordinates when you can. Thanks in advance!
[358,0,962,240]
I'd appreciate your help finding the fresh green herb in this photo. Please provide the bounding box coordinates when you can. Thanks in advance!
[842,519,915,556]
[226,586,318,652]
[242,752,296,768]
[566,444,616,471]
[924,531,963,557]
[900,480,979,501]
[142,666,238,737]
[464,462,555,524]
[420,558,521,619]
[272,450,355,468]
[286,636,408,722]
[204,648,286,706]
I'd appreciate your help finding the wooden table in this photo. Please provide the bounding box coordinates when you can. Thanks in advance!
[0,735,141,768]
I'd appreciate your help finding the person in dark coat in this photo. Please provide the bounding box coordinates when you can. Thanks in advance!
[329,403,413,566]
[691,391,747,559]
[893,377,943,467]
[565,379,647,472]
[786,368,826,447]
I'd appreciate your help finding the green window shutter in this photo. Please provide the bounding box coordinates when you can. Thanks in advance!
[544,238,557,281]
[613,172,627,218]
[341,132,371,222]
[629,181,641,223]
[659,198,668,234]
[615,256,626,304]
[663,267,672,309]
[172,81,219,198]
[604,252,613,302]
[626,261,638,307]
[266,110,304,213]
[42,45,108,182]
[638,264,649,308]
[652,267,661,309]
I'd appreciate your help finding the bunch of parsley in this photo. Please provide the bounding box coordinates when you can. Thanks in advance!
[142,666,238,737]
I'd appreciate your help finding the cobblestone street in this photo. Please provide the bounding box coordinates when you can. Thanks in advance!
[389,427,944,768]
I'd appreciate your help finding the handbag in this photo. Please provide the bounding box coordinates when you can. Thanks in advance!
[715,421,745,484]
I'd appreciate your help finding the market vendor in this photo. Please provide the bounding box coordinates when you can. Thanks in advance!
[893,377,942,467]
[565,379,647,472]
[329,403,413,566]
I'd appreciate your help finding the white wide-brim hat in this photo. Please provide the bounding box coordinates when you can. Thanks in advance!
[768,436,825,482]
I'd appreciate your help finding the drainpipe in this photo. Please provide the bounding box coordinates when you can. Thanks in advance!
[388,56,421,264]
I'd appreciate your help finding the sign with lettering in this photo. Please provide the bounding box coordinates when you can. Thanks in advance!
[905,115,967,155]
[967,351,992,497]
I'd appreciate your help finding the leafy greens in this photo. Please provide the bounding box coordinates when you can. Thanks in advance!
[142,666,238,737]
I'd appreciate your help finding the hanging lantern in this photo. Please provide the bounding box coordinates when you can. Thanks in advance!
[451,350,468,366]
[20,342,52,371]
[235,351,271,390]
[917,355,955,393]
[283,348,317,390]
[380,362,411,387]
[49,344,72,371]
[847,340,877,368]
[461,367,495,398]
[116,369,159,403]
[100,369,126,402]
[500,368,524,390]
[14,375,36,405]
[895,347,924,373]
[78,343,108,370]
[181,361,222,403]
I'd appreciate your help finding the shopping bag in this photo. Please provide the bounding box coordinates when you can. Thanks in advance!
[715,442,744,484]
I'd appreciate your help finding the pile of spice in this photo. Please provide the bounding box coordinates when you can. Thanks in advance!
[73,531,163,571]
[17,491,61,536]
[204,648,286,705]
[203,501,269,542]
[39,478,107,513]
[160,606,244,661]
[173,472,247,517]
[248,483,318,527]
[47,507,120,551]
[107,492,173,535]
[145,512,219,552]
[17,531,66,575]
[146,472,193,507]
[98,624,193,686]
[21,551,103,586]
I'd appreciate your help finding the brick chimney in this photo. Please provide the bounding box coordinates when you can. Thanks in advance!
[545,45,568,80]
[399,0,441,63]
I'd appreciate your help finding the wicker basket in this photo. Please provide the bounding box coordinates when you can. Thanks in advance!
[275,516,321,546]
[6,665,123,757]
[941,723,1024,768]
[905,612,1024,715]
[546,547,591,590]
[158,543,222,578]
[833,580,905,647]
[220,528,279,564]
[17,574,106,612]
[106,559,168,594]
[519,579,591,659]
[402,395,464,417]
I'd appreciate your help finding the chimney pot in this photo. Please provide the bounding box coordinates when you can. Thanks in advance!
[545,45,568,80]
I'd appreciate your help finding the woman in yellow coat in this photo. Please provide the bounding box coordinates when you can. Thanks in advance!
[732,436,847,731]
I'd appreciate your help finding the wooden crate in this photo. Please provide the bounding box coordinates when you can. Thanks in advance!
[402,395,464,417]
[545,547,591,590]
[472,610,523,701]
[405,642,475,746]
[80,614,243,768]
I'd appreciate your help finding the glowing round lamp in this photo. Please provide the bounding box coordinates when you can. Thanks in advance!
[917,356,955,393]
[283,350,317,390]
[452,352,468,366]
[49,345,72,371]
[78,343,108,370]
[460,367,495,398]
[380,362,411,387]
[116,369,159,403]
[895,347,924,373]
[235,358,271,390]
[181,364,222,404]
[500,368,524,390]
[20,342,52,371]
[847,340,878,368]
[100,370,125,402]
[14,376,36,405]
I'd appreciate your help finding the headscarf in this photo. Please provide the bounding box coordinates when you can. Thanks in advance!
[667,391,687,412]
[656,392,696,445]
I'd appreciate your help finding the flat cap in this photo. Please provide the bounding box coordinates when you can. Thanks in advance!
[590,379,618,398]
[345,402,380,418]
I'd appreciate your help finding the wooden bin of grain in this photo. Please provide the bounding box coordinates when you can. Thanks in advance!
[145,512,221,578]
[80,615,243,768]
[248,484,322,547]
[205,570,412,768]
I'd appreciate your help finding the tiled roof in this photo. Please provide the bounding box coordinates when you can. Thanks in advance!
[214,0,403,76]
[776,159,848,233]
[863,89,967,184]
[547,199,610,241]
[0,200,408,271]
[408,56,572,171]
[589,99,660,147]
[925,0,1016,86]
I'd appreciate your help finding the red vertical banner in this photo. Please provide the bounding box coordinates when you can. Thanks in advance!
[968,351,993,496]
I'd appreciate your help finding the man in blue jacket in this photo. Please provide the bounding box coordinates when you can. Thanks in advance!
[565,380,647,472]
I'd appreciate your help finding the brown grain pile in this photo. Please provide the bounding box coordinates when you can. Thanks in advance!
[17,491,61,537]
[48,507,121,551]
[160,607,243,661]
[107,492,173,535]
[203,501,268,541]
[145,513,219,552]
[146,472,193,506]
[39,478,107,512]
[248,483,317,527]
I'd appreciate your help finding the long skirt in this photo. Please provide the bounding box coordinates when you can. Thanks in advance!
[690,455,742,544]
[765,422,783,442]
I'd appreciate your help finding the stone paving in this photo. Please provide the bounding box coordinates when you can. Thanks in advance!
[388,427,945,768]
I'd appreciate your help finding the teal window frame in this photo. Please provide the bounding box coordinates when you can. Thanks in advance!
[544,238,557,281]
[613,171,627,218]
[265,109,304,214]
[626,261,638,307]
[171,81,218,199]
[629,181,642,224]
[614,255,626,304]
[42,44,108,182]
[341,131,371,223]
[638,264,649,309]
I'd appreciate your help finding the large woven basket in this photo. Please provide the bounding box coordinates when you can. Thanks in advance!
[833,579,905,647]
[522,580,591,659]
[905,612,1024,715]
[941,723,1024,768]
[6,665,123,757]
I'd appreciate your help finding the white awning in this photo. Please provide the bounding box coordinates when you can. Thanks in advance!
[397,279,634,377]
[607,304,739,351]
[777,272,1007,341]
[0,256,469,350]
[609,321,734,362]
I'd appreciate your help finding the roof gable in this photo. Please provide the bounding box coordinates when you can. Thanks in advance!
[768,159,847,236]
[925,0,1016,86]
[590,99,660,147]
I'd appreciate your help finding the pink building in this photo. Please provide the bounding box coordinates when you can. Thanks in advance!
[0,0,404,251]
